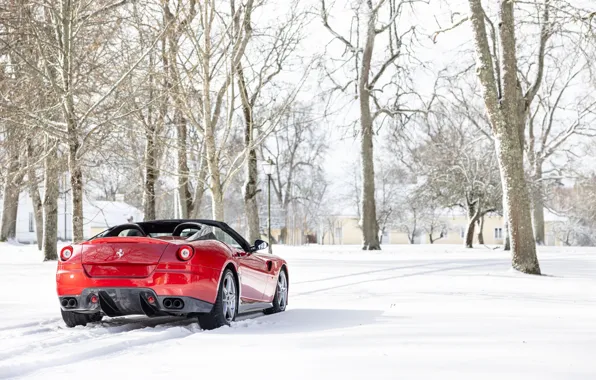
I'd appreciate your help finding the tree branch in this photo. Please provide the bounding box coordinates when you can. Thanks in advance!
[431,16,468,43]
[320,0,359,54]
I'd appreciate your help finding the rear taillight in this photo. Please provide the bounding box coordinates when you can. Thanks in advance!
[177,245,194,261]
[60,246,73,261]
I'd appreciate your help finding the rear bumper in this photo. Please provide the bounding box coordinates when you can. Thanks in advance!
[57,265,221,304]
[59,287,213,317]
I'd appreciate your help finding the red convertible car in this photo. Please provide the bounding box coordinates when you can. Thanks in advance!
[56,219,289,329]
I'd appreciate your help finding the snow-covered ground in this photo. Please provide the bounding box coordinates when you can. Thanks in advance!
[1,243,595,379]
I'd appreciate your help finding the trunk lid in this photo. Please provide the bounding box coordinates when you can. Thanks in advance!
[81,237,170,278]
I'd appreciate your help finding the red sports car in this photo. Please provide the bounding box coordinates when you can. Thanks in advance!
[56,219,289,329]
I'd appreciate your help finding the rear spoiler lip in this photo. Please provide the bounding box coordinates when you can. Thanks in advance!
[79,236,171,246]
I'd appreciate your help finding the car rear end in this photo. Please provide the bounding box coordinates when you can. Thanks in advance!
[56,237,220,319]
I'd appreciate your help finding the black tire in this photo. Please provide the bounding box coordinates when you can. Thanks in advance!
[198,268,238,330]
[61,309,89,328]
[264,268,288,315]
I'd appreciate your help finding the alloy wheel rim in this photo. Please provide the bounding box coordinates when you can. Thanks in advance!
[277,271,287,308]
[222,273,236,322]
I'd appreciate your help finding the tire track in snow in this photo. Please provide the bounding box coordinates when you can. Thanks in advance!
[0,317,193,365]
[0,318,61,334]
[0,322,202,379]
[292,260,506,297]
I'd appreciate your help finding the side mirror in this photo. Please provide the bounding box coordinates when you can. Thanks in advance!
[251,239,269,252]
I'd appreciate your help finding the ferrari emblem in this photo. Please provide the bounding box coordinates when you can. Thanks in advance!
[116,249,124,258]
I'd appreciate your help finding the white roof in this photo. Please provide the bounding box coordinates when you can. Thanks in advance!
[84,200,144,228]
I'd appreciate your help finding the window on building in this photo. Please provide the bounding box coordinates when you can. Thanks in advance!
[494,227,503,239]
[28,212,34,232]
[381,228,390,244]
[334,227,342,244]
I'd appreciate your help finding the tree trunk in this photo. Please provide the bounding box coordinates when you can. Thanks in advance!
[359,7,380,250]
[532,190,545,245]
[237,63,260,243]
[531,164,545,245]
[0,175,21,242]
[504,228,511,250]
[467,0,540,274]
[190,147,208,219]
[143,125,158,221]
[497,0,539,273]
[68,129,84,242]
[27,139,44,250]
[465,202,480,248]
[243,148,260,242]
[201,1,224,222]
[61,0,83,242]
[280,226,288,245]
[496,136,540,273]
[0,129,22,242]
[477,215,485,245]
[503,192,511,250]
[465,215,477,248]
[176,116,193,219]
[206,142,225,221]
[43,137,59,261]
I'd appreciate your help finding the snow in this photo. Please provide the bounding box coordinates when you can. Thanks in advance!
[1,243,596,379]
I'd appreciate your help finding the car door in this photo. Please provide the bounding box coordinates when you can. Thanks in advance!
[236,252,272,303]
[211,227,270,302]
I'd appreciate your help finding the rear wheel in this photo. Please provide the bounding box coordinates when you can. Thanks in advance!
[198,269,237,330]
[61,310,89,328]
[264,269,288,315]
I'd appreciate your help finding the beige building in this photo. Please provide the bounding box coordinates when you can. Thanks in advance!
[319,209,566,246]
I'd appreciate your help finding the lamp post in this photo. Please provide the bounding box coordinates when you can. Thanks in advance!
[262,157,275,254]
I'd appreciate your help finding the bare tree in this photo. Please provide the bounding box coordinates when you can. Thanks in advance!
[176,0,255,220]
[320,0,421,250]
[464,0,549,273]
[237,1,307,241]
[27,138,44,250]
[526,58,596,244]
[261,102,328,244]
[415,117,500,247]
[0,126,23,241]
[2,1,164,241]
[43,137,60,261]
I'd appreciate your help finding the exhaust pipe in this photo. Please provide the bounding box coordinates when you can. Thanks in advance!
[162,298,184,309]
[61,299,69,307]
[67,298,77,308]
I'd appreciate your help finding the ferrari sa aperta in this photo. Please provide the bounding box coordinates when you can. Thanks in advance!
[56,219,289,329]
